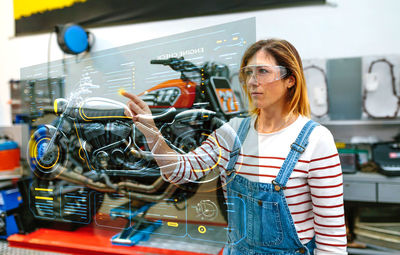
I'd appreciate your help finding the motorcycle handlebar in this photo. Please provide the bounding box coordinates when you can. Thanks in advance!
[150,57,184,65]
[150,59,172,65]
[150,57,201,73]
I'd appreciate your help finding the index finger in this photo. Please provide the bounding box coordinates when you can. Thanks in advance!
[121,91,147,107]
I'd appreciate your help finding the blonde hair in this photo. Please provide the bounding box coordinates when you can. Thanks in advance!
[239,39,310,118]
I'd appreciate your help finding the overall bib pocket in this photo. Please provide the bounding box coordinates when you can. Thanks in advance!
[230,190,284,246]
[249,197,284,246]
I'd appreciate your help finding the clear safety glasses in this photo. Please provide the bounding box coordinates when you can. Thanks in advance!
[240,64,288,84]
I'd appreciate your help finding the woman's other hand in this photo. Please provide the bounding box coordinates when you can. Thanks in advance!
[121,91,157,135]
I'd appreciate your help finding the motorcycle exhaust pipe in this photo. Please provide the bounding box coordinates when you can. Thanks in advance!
[57,167,116,193]
[118,176,165,193]
[120,183,178,203]
[57,167,175,199]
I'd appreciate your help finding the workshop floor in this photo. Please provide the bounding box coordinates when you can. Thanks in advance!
[0,240,69,255]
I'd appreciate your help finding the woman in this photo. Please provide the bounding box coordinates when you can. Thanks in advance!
[123,39,347,254]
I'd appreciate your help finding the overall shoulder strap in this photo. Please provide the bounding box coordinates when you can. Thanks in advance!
[226,117,251,175]
[273,120,319,191]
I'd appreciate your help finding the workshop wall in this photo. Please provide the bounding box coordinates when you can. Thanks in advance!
[1,0,399,125]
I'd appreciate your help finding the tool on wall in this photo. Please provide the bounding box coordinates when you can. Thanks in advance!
[9,78,64,125]
[363,58,399,119]
[304,64,329,118]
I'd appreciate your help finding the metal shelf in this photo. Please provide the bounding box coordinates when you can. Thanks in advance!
[343,172,400,183]
[319,119,400,143]
[348,240,400,255]
[348,247,400,255]
[321,119,400,126]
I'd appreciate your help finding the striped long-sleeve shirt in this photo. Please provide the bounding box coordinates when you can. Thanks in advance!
[163,115,347,254]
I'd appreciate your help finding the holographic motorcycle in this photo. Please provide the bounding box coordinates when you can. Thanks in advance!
[28,57,242,223]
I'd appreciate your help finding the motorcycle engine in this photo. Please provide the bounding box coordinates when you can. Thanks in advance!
[80,121,132,170]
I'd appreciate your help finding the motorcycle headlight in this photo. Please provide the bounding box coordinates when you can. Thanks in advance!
[54,98,68,115]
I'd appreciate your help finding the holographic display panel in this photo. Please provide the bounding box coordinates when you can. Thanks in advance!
[24,18,255,246]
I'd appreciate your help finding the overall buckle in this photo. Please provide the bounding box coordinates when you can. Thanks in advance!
[272,180,285,192]
[226,169,234,176]
[291,142,305,153]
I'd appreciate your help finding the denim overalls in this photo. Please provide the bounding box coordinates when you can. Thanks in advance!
[223,117,318,255]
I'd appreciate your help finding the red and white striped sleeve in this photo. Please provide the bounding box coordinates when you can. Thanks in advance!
[308,127,347,254]
[163,121,237,185]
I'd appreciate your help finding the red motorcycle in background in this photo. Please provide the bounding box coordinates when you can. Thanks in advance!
[28,57,244,224]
